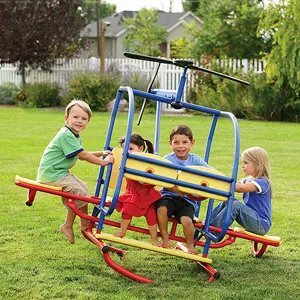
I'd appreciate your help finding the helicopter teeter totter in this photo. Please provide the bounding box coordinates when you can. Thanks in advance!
[15,52,280,283]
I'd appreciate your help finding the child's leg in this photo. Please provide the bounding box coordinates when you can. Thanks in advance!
[148,224,162,247]
[60,209,76,244]
[113,213,132,237]
[181,216,198,254]
[157,205,173,248]
[79,204,90,231]
[145,204,162,247]
[210,201,227,228]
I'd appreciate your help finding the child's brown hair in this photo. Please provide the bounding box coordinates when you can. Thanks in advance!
[169,125,193,141]
[118,133,154,154]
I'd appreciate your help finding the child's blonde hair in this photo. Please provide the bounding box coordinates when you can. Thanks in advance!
[242,147,271,182]
[65,100,92,120]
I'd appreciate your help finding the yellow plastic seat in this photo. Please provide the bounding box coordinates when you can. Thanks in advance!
[110,147,177,189]
[96,232,212,263]
[233,227,281,242]
[176,166,230,201]
[109,148,127,191]
[15,175,62,191]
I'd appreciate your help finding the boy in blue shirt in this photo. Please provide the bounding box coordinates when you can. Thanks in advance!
[157,125,210,254]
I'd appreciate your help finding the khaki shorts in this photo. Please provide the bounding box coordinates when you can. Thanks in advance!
[47,174,90,210]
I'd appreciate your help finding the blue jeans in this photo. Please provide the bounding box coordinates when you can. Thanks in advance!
[210,200,267,235]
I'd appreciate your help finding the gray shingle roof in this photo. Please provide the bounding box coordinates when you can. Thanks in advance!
[82,10,197,38]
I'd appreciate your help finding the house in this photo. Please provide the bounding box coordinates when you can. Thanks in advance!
[82,10,202,59]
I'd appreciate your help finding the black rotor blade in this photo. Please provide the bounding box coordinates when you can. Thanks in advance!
[124,52,174,65]
[189,64,250,85]
[137,62,161,126]
[125,52,250,86]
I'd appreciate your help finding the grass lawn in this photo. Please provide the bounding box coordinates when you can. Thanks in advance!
[1,107,300,299]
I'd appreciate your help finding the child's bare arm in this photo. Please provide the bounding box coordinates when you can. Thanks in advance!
[168,186,185,196]
[78,150,114,166]
[89,150,113,157]
[235,182,258,193]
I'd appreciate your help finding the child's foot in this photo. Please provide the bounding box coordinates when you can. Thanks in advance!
[152,240,163,247]
[60,224,75,244]
[113,231,126,238]
[162,239,173,249]
[186,244,198,255]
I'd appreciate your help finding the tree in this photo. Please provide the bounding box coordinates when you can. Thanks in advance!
[190,0,273,60]
[0,0,86,86]
[182,0,200,13]
[170,22,198,58]
[122,9,167,56]
[82,0,116,25]
[259,0,300,95]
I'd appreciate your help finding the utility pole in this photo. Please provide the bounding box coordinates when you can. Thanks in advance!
[96,0,103,75]
[169,0,174,12]
[100,20,105,75]
[96,0,100,58]
[96,0,108,76]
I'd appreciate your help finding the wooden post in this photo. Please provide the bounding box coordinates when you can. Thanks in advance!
[96,0,100,58]
[100,21,104,76]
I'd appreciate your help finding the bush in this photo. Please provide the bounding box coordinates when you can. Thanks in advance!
[186,70,254,119]
[65,72,122,111]
[186,64,300,121]
[122,71,156,109]
[22,82,62,108]
[249,74,300,121]
[0,82,19,105]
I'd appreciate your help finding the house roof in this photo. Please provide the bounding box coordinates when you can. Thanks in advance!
[82,10,201,38]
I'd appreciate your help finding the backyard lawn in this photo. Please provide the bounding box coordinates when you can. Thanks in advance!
[1,107,299,299]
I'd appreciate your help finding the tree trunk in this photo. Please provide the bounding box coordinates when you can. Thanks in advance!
[20,63,26,87]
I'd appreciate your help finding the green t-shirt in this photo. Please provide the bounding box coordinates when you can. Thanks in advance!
[37,126,83,183]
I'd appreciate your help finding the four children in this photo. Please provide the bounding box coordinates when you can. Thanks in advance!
[37,100,272,254]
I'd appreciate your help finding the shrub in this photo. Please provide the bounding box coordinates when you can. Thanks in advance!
[186,63,300,121]
[248,73,300,122]
[186,70,254,119]
[122,71,156,109]
[65,72,122,111]
[0,82,19,105]
[23,82,62,108]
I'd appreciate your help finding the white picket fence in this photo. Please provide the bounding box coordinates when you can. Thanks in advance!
[0,57,265,111]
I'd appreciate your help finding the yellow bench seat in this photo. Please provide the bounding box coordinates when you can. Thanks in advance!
[233,227,281,242]
[15,175,62,191]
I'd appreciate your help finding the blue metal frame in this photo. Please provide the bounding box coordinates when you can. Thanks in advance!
[93,64,241,257]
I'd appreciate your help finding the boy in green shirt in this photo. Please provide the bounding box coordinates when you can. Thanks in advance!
[37,100,114,244]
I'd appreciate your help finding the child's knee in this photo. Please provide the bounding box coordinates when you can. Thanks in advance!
[157,206,167,215]
[181,216,193,226]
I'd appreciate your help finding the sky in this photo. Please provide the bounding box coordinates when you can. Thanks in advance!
[104,0,276,13]
[105,0,184,13]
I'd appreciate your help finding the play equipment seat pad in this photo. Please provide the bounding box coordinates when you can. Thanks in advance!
[15,175,62,191]
[177,166,230,201]
[96,232,212,263]
[111,147,177,188]
[233,227,281,242]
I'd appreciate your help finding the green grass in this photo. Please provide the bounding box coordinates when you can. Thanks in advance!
[1,107,300,299]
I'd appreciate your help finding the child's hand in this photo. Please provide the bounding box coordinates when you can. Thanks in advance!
[104,154,114,164]
[102,150,113,156]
